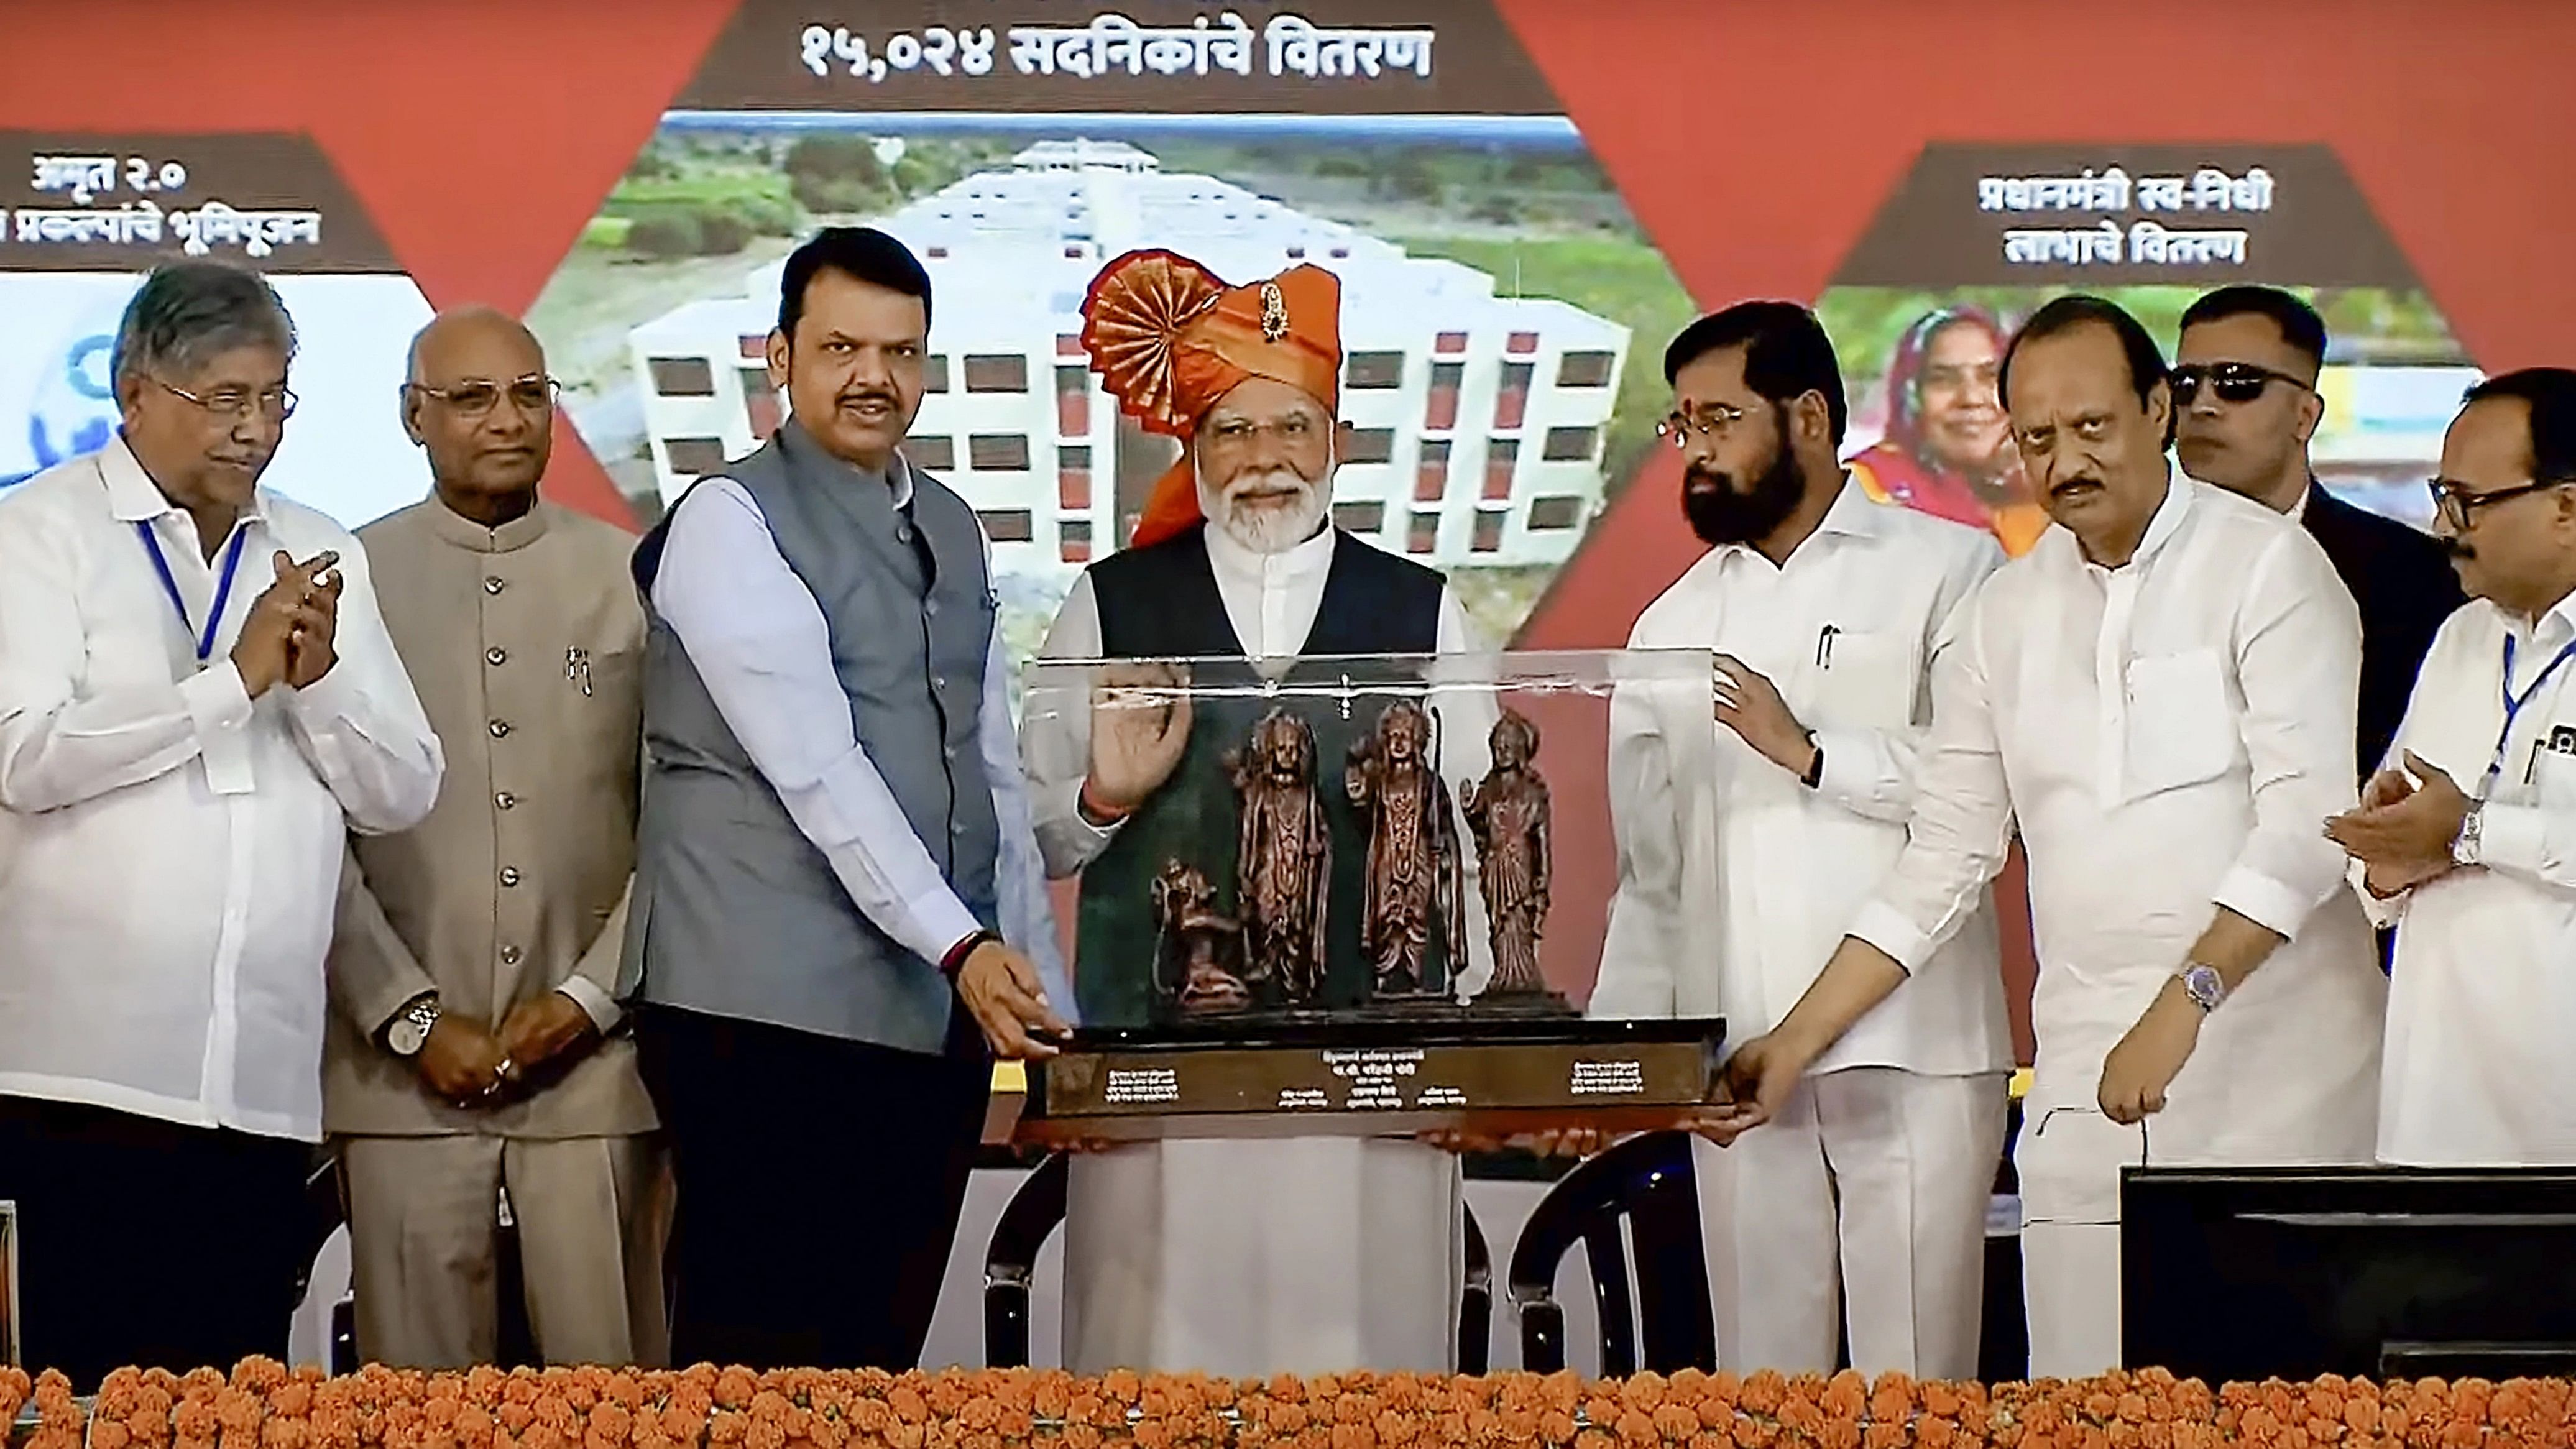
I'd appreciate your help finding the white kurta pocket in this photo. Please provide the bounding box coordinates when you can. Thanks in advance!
[2123,649,2237,799]
[1806,629,1916,730]
[2015,1103,2149,1227]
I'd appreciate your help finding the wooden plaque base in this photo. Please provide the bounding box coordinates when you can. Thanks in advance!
[1019,1015,1724,1145]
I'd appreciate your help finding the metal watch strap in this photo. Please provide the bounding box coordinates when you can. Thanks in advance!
[388,992,441,1055]
[2454,801,2485,866]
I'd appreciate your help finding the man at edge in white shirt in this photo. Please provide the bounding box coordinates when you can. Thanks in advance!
[1701,295,2385,1379]
[0,262,444,1387]
[1593,301,2011,1378]
[2329,368,2576,1166]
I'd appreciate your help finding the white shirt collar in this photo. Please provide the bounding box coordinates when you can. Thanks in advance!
[101,430,273,529]
[2288,482,2312,524]
[2068,463,2190,577]
[2519,587,2576,650]
[1202,515,1336,584]
[1705,474,1880,571]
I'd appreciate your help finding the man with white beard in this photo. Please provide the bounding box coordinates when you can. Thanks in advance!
[1023,248,1484,1374]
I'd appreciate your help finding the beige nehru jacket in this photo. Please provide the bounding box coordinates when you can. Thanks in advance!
[323,499,656,1139]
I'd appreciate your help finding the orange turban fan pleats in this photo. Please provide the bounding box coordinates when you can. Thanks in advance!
[1079,249,1344,550]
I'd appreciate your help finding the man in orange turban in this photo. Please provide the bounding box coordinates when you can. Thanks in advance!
[1019,247,1489,1375]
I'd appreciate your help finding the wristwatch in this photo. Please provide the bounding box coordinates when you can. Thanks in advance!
[2178,963,2227,1013]
[386,993,441,1057]
[2454,801,2486,867]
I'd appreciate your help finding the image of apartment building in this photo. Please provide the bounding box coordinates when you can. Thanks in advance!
[627,139,1631,577]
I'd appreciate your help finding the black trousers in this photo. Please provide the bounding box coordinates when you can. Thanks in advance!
[0,1095,313,1390]
[637,1005,990,1370]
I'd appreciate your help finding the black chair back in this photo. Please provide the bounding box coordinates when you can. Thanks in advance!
[983,1151,1491,1373]
[1505,1130,1713,1376]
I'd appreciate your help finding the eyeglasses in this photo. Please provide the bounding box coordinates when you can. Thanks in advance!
[1202,413,1322,450]
[410,374,561,418]
[2169,361,2311,407]
[2429,475,2574,531]
[157,377,297,421]
[1654,402,1751,448]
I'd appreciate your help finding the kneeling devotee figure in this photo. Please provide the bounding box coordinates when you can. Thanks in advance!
[1023,248,1489,1374]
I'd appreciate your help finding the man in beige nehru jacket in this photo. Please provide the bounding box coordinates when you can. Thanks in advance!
[324,306,664,1368]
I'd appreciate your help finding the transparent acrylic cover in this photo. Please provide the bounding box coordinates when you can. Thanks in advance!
[1020,648,1712,1034]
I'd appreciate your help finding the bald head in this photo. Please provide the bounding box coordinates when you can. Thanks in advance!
[407,305,540,385]
[403,305,554,526]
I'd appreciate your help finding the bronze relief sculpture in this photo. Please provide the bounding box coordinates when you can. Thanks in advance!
[1463,707,1552,998]
[1346,698,1467,998]
[1225,707,1331,1005]
[1151,859,1250,1013]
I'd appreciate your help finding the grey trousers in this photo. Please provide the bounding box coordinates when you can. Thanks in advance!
[338,1133,669,1369]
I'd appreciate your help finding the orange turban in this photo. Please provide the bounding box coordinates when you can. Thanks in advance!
[1079,249,1343,550]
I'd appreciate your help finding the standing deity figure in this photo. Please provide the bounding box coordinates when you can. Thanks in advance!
[1345,698,1466,998]
[1225,708,1331,1004]
[1463,708,1552,996]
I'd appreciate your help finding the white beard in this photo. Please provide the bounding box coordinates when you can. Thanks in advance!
[1200,464,1330,556]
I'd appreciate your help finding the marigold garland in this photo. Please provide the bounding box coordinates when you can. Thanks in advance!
[6,1363,2574,1449]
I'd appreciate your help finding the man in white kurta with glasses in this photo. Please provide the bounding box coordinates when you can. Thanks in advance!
[1703,295,2385,1379]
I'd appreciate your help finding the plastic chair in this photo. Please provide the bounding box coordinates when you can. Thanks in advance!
[982,1151,1493,1372]
[1505,1129,1714,1376]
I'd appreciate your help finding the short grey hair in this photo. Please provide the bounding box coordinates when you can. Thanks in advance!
[111,261,298,393]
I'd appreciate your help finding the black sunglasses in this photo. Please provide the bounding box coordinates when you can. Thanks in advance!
[2169,361,2312,407]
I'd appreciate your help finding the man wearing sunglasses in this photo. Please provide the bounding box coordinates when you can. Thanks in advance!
[2174,286,2461,780]
[2329,368,2576,1168]
[324,307,667,1368]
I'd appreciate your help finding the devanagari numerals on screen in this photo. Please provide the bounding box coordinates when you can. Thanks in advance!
[798,11,1437,83]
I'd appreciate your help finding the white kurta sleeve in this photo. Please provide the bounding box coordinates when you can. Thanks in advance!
[0,504,259,811]
[1846,594,2018,973]
[1591,669,1683,1018]
[1024,573,1123,880]
[2210,530,2364,936]
[2462,803,2576,893]
[286,534,446,835]
[653,477,983,968]
[980,625,1075,1015]
[1808,531,2006,825]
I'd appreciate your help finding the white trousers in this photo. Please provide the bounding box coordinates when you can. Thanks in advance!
[1063,1136,1461,1375]
[1693,1067,2008,1378]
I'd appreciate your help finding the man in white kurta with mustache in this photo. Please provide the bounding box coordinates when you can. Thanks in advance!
[1023,248,1488,1373]
[1703,295,2385,1378]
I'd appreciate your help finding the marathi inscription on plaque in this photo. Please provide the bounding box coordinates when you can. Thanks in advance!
[1569,1059,1647,1097]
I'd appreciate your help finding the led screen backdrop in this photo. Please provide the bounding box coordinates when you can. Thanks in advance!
[7,0,2575,1056]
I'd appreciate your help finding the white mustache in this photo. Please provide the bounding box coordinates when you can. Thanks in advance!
[1225,468,1312,504]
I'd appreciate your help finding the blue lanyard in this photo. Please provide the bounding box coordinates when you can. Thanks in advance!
[2487,632,2576,794]
[136,521,252,665]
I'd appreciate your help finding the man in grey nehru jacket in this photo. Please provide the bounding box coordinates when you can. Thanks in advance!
[623,226,1070,1371]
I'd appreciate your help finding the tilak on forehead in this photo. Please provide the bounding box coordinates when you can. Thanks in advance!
[1079,247,1343,550]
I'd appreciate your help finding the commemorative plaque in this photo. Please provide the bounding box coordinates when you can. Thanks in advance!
[1021,647,1726,1144]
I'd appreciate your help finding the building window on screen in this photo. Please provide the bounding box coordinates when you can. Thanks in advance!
[969,434,1031,471]
[649,357,716,397]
